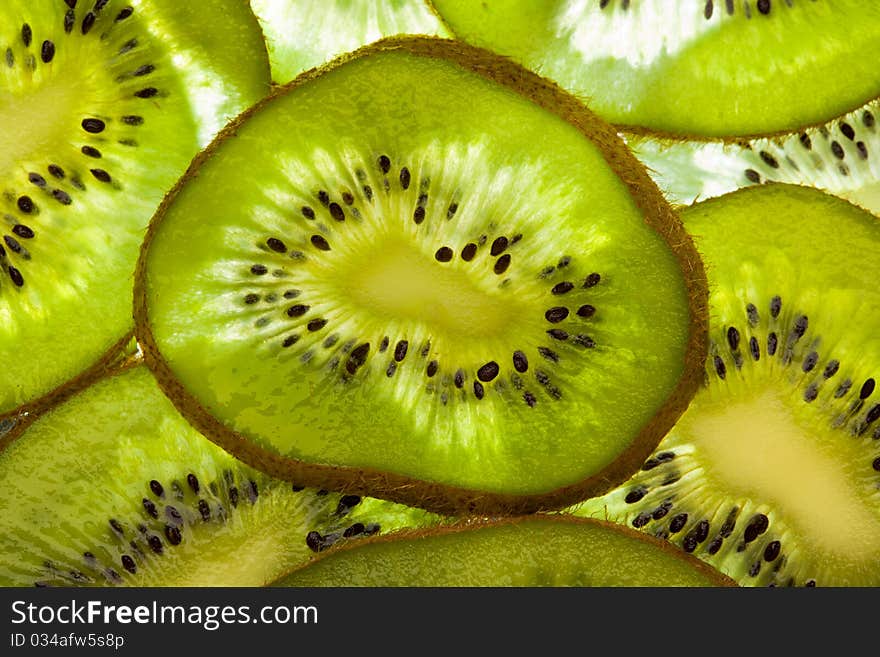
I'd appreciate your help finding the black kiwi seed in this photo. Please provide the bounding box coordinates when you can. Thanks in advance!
[759,151,779,168]
[164,525,182,546]
[17,196,34,213]
[545,307,569,323]
[142,498,158,518]
[413,206,426,224]
[802,351,819,372]
[743,514,770,542]
[583,272,601,288]
[490,236,509,256]
[250,264,268,276]
[477,361,500,382]
[454,369,464,388]
[624,487,647,504]
[757,0,771,15]
[378,155,391,174]
[461,243,477,261]
[306,531,325,552]
[767,332,778,356]
[329,202,345,221]
[286,304,309,318]
[90,169,112,183]
[750,337,760,361]
[345,343,370,375]
[493,254,511,275]
[310,235,330,251]
[523,391,537,407]
[744,169,761,183]
[7,266,24,287]
[727,326,740,351]
[186,473,199,493]
[306,318,327,332]
[82,118,105,134]
[713,355,726,379]
[134,87,158,98]
[576,304,596,318]
[669,513,688,534]
[704,0,713,19]
[21,23,31,47]
[41,40,55,64]
[149,480,164,497]
[267,237,287,253]
[399,167,410,190]
[538,346,559,362]
[12,225,34,239]
[473,381,485,399]
[513,350,528,373]
[394,340,408,362]
[426,360,438,377]
[117,6,134,21]
[552,282,574,295]
[435,246,453,262]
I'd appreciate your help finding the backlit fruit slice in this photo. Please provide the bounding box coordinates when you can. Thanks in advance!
[272,516,736,587]
[628,96,880,215]
[136,36,707,515]
[429,0,880,137]
[0,0,270,417]
[251,0,449,83]
[0,364,441,587]
[572,184,880,587]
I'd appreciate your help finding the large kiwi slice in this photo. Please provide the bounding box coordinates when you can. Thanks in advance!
[629,96,880,215]
[251,0,450,83]
[135,37,707,514]
[0,0,270,417]
[0,364,441,587]
[273,516,735,587]
[428,0,880,137]
[573,184,880,587]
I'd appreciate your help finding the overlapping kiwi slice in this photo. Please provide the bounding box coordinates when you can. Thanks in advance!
[273,516,736,587]
[0,363,441,587]
[629,96,880,215]
[251,0,449,84]
[573,183,880,587]
[0,0,269,418]
[135,37,707,514]
[429,0,880,137]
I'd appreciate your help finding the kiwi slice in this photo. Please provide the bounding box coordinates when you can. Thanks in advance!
[428,0,880,137]
[272,516,735,587]
[135,36,707,514]
[0,364,441,587]
[573,184,880,587]
[251,0,449,83]
[629,96,880,215]
[0,0,270,417]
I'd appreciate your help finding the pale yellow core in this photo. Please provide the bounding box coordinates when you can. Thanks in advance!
[344,238,517,338]
[0,75,81,174]
[687,390,880,560]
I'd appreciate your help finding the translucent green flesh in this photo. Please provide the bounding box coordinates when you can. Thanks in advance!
[251,0,449,83]
[629,99,880,215]
[132,0,271,145]
[144,48,693,496]
[0,0,270,415]
[0,366,439,587]
[573,185,880,586]
[275,517,729,587]
[431,0,880,137]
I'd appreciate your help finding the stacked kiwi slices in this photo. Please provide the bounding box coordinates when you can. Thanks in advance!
[134,36,707,515]
[428,1,880,211]
[0,0,269,418]
[4,1,878,590]
[0,363,442,586]
[573,184,880,586]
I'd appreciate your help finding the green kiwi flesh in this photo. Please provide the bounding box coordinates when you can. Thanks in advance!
[573,184,880,586]
[136,37,707,514]
[273,515,735,587]
[429,0,880,137]
[0,0,270,417]
[251,0,449,84]
[629,96,880,215]
[0,364,441,587]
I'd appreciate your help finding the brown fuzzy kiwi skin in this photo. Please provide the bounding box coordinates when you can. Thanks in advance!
[133,36,709,518]
[269,514,737,587]
[0,333,138,453]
